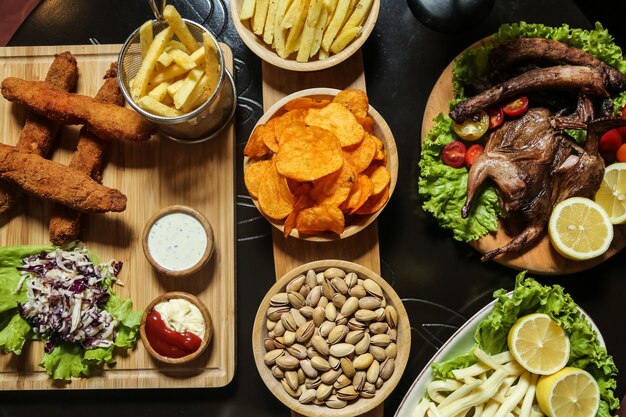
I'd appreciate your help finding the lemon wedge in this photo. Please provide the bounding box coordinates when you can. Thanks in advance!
[536,367,600,417]
[507,313,569,375]
[548,197,613,260]
[595,162,626,224]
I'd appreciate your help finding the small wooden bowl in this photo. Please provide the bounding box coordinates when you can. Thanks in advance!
[243,88,399,241]
[142,205,215,277]
[140,291,213,364]
[230,0,380,72]
[252,260,410,417]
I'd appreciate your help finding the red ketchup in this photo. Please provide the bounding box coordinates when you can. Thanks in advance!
[145,310,202,358]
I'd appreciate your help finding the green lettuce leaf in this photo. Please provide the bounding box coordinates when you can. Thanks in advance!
[106,292,142,348]
[0,311,31,354]
[0,245,52,313]
[432,274,619,417]
[418,113,502,242]
[41,342,92,380]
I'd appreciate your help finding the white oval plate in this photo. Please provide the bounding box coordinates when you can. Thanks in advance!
[394,292,605,417]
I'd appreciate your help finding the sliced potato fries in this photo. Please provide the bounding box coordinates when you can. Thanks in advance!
[130,5,221,117]
[241,0,373,61]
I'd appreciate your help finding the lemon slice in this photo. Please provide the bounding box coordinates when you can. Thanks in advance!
[548,197,613,261]
[507,313,569,375]
[536,367,600,417]
[595,162,626,224]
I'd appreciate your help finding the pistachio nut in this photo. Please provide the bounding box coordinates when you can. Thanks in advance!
[363,279,383,299]
[340,297,359,317]
[329,343,355,358]
[340,358,356,378]
[311,335,330,356]
[315,383,333,401]
[380,358,395,380]
[323,267,345,279]
[299,388,316,404]
[353,353,374,370]
[300,359,318,379]
[385,305,398,329]
[337,386,359,401]
[276,353,299,370]
[263,349,284,366]
[286,275,305,293]
[311,356,331,372]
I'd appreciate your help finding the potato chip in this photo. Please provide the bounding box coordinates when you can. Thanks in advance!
[258,118,280,152]
[311,163,355,207]
[356,115,374,133]
[258,161,295,220]
[284,97,331,111]
[297,205,345,235]
[244,125,271,158]
[284,193,315,237]
[305,103,365,147]
[273,109,307,142]
[370,134,385,160]
[355,184,389,215]
[341,173,373,214]
[343,133,376,173]
[275,122,343,181]
[244,159,272,198]
[333,89,368,118]
[364,165,390,195]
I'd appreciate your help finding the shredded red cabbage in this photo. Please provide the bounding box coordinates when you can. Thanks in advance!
[15,245,122,352]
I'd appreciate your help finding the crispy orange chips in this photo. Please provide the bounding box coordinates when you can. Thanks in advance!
[244,89,392,237]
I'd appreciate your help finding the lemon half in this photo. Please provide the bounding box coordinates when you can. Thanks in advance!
[595,162,626,224]
[507,313,570,375]
[536,367,600,417]
[548,197,613,260]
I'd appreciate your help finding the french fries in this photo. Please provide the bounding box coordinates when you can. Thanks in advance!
[129,5,222,117]
[240,0,374,62]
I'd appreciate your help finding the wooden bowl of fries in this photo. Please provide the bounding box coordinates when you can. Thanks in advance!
[243,88,398,241]
[230,0,380,71]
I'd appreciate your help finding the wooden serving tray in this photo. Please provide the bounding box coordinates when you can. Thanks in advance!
[262,52,382,417]
[421,39,626,275]
[0,44,235,389]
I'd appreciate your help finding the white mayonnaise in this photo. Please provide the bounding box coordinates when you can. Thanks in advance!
[154,298,205,339]
[147,212,208,271]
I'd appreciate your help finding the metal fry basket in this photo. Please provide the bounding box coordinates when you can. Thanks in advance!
[118,19,236,143]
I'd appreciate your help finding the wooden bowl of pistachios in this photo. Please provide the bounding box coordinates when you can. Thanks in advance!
[252,260,410,417]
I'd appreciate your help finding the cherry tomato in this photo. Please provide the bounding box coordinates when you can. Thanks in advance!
[617,143,626,163]
[502,96,529,117]
[452,111,489,141]
[465,144,485,167]
[599,129,623,155]
[488,107,504,130]
[441,141,467,168]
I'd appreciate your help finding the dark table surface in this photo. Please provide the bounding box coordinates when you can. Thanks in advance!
[1,0,625,416]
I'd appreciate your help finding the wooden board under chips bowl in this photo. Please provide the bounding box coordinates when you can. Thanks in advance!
[230,0,380,72]
[252,260,410,417]
[243,88,398,242]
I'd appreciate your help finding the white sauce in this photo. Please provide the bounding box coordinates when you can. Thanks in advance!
[147,212,208,271]
[154,299,205,339]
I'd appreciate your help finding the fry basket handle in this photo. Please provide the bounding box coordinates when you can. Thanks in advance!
[149,0,166,21]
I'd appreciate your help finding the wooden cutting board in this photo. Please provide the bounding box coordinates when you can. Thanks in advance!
[262,51,383,417]
[421,39,626,275]
[0,44,235,389]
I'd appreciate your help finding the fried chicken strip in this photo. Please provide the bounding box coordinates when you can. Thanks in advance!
[49,63,124,245]
[0,143,126,213]
[1,77,157,142]
[0,52,78,214]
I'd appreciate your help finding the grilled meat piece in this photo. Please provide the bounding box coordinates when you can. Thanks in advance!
[490,38,626,93]
[450,66,610,123]
[462,105,626,262]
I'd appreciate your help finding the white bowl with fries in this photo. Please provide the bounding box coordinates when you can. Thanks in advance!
[231,0,380,72]
[118,5,236,143]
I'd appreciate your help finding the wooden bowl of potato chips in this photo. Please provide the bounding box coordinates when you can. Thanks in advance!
[230,0,380,71]
[243,88,398,241]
